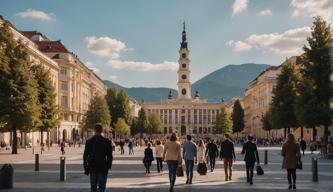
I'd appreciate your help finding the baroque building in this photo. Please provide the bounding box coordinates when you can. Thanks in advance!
[142,23,225,136]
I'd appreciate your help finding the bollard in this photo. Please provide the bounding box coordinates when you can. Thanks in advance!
[35,154,39,171]
[60,156,66,181]
[0,164,14,189]
[312,158,318,182]
[264,150,268,165]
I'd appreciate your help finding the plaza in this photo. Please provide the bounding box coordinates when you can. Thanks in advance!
[0,145,332,192]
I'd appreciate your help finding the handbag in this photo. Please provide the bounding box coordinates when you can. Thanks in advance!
[256,165,264,175]
[176,165,184,177]
[296,158,303,170]
[197,162,207,175]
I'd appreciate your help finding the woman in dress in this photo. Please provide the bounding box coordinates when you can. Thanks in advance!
[197,139,206,163]
[143,143,154,174]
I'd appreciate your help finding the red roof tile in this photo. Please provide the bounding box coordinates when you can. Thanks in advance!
[35,40,70,53]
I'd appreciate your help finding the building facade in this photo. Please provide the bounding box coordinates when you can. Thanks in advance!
[142,23,225,136]
[0,16,107,146]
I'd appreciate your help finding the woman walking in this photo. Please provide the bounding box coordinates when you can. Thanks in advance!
[197,139,206,163]
[163,133,182,192]
[282,133,301,190]
[143,143,154,174]
[155,140,164,173]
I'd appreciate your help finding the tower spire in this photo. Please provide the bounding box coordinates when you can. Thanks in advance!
[181,21,188,49]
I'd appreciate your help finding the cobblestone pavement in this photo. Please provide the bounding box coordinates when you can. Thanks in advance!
[0,145,332,192]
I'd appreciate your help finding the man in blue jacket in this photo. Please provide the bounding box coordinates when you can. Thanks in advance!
[83,124,113,192]
[182,135,197,184]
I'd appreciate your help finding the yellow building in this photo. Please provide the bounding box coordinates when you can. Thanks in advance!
[0,16,107,146]
[142,23,225,136]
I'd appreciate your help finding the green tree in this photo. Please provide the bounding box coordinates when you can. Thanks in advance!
[148,113,163,134]
[300,16,332,151]
[0,21,41,154]
[106,88,132,126]
[231,99,244,136]
[83,95,111,132]
[114,118,131,137]
[31,65,60,147]
[137,108,149,136]
[261,111,273,137]
[270,59,299,137]
[213,106,232,134]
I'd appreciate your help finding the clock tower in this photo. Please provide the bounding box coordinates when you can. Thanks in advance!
[177,22,192,100]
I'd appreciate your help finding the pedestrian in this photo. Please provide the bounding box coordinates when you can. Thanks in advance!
[163,133,182,192]
[60,141,65,155]
[182,135,197,184]
[300,138,306,156]
[281,133,301,190]
[83,123,113,192]
[205,138,219,172]
[220,133,236,181]
[155,140,164,173]
[241,135,260,185]
[128,140,134,155]
[143,143,154,174]
[120,140,125,155]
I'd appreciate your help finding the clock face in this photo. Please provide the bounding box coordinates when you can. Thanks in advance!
[181,74,187,80]
[182,53,186,58]
[182,89,187,95]
[182,64,186,68]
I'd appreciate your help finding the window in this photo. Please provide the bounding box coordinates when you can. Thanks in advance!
[182,89,187,95]
[60,67,68,76]
[181,74,187,80]
[182,53,186,58]
[61,96,68,107]
[60,81,68,91]
[182,64,186,68]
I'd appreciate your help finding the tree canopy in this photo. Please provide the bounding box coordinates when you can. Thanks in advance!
[232,99,244,134]
[213,106,232,134]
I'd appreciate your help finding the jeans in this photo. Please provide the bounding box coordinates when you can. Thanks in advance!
[185,160,194,180]
[287,168,296,184]
[245,161,255,182]
[156,157,163,172]
[120,146,124,154]
[167,160,178,185]
[90,172,108,192]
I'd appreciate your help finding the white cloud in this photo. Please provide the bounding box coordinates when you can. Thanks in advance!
[232,0,248,16]
[226,40,252,52]
[107,60,178,72]
[85,36,128,59]
[15,9,56,21]
[227,27,311,55]
[290,0,333,23]
[109,75,118,80]
[258,9,272,16]
[89,67,100,73]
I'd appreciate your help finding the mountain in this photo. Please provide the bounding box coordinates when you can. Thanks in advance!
[192,63,270,101]
[104,63,270,102]
[104,80,177,102]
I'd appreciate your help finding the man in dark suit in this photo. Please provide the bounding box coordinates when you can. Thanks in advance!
[205,138,219,172]
[220,133,236,181]
[241,135,260,185]
[83,124,113,192]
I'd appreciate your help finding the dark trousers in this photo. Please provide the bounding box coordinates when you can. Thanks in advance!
[156,157,163,172]
[245,161,255,182]
[287,168,296,184]
[167,160,178,185]
[90,172,108,192]
[209,155,216,169]
[185,160,194,180]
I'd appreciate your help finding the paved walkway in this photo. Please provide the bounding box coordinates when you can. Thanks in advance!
[0,145,332,192]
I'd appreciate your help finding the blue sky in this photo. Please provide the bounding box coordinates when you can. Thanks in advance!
[1,0,331,88]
